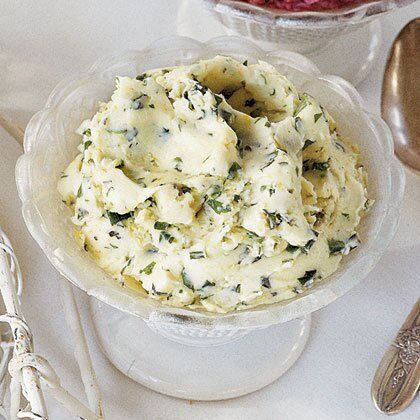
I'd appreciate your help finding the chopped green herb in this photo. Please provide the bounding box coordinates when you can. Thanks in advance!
[312,161,330,171]
[107,211,133,225]
[144,245,158,255]
[328,239,346,255]
[214,94,223,107]
[298,270,316,285]
[83,128,91,136]
[227,162,241,179]
[260,150,278,170]
[302,139,314,150]
[219,109,232,124]
[180,185,191,194]
[235,284,241,293]
[154,221,169,230]
[134,178,146,187]
[286,236,316,254]
[246,232,260,241]
[151,284,167,296]
[301,239,315,254]
[209,184,222,198]
[77,208,89,220]
[314,113,323,123]
[261,276,271,288]
[202,280,215,288]
[286,244,300,253]
[242,59,248,66]
[364,199,373,211]
[346,234,360,252]
[263,209,282,230]
[303,160,330,172]
[190,251,206,259]
[295,116,304,133]
[265,121,271,127]
[141,261,156,275]
[341,213,350,220]
[159,231,175,243]
[334,141,345,152]
[83,140,92,150]
[106,128,126,135]
[207,199,231,214]
[105,186,114,197]
[193,82,208,95]
[77,184,82,198]
[181,269,194,290]
[108,230,121,239]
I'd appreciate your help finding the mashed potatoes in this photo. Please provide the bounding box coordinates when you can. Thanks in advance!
[58,56,370,313]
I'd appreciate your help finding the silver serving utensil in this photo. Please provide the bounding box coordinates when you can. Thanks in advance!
[372,299,420,414]
[382,18,420,171]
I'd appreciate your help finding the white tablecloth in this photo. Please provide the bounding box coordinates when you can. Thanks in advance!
[0,1,419,419]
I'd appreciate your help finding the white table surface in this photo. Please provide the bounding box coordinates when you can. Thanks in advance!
[0,1,419,419]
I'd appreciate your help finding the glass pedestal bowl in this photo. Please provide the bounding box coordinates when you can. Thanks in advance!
[16,36,405,400]
[203,0,415,51]
[178,0,416,84]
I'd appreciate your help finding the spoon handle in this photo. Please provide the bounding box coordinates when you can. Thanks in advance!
[371,299,420,414]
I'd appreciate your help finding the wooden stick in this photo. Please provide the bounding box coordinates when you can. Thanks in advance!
[59,280,104,417]
[0,115,24,146]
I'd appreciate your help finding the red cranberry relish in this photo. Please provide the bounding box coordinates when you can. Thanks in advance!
[238,0,369,12]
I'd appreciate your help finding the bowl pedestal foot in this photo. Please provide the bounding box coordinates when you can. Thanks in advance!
[90,298,311,401]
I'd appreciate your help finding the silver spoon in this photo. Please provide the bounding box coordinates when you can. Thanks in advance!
[382,18,420,171]
[371,299,420,414]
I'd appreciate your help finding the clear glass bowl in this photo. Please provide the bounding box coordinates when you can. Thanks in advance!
[16,36,405,343]
[203,0,416,52]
